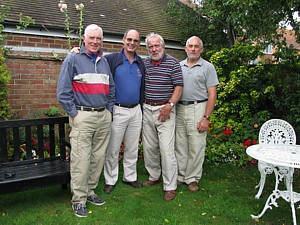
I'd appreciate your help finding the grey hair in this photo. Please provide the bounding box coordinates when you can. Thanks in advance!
[186,36,203,48]
[145,32,165,48]
[84,24,103,37]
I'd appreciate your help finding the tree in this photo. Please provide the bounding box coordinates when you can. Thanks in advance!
[164,0,300,49]
[163,0,229,51]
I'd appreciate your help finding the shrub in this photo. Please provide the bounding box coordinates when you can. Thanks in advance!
[0,49,12,121]
[206,43,272,166]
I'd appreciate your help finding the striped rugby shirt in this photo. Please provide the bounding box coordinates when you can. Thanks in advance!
[57,46,115,117]
[144,54,183,102]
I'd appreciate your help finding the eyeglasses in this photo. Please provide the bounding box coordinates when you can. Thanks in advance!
[126,38,139,43]
[88,36,103,42]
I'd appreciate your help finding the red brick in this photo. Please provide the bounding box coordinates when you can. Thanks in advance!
[41,38,55,44]
[28,37,42,43]
[14,80,30,84]
[31,80,44,84]
[36,43,50,48]
[50,44,64,48]
[14,36,28,41]
[14,90,30,95]
[22,42,36,47]
[6,41,22,45]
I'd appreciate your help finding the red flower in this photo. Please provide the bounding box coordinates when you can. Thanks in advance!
[222,126,232,136]
[209,122,213,127]
[243,139,251,147]
[251,139,257,145]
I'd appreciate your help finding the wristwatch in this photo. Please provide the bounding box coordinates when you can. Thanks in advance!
[203,115,210,121]
[168,102,174,107]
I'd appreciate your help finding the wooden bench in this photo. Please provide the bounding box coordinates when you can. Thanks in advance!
[0,116,71,194]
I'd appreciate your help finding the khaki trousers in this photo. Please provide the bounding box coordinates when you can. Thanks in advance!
[104,104,142,185]
[142,104,178,191]
[175,102,207,184]
[69,109,111,204]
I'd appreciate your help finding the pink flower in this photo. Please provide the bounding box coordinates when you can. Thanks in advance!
[75,3,84,11]
[58,1,63,8]
[60,4,67,12]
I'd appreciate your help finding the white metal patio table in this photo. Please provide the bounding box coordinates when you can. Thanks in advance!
[246,144,300,225]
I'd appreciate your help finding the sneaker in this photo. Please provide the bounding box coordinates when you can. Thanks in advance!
[87,194,105,206]
[72,203,88,218]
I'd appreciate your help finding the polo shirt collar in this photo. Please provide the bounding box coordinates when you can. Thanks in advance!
[183,57,203,67]
[121,48,137,62]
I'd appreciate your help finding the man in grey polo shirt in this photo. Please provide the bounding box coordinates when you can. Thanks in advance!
[175,36,219,192]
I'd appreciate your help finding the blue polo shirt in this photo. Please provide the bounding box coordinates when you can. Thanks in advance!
[114,53,142,104]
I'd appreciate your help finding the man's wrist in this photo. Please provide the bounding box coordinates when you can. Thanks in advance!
[168,101,174,107]
[203,115,210,121]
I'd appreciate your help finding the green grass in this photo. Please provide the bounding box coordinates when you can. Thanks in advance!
[1,159,299,225]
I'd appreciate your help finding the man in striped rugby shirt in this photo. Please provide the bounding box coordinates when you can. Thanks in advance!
[142,33,183,202]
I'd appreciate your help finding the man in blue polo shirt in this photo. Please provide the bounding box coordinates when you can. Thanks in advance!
[104,29,145,194]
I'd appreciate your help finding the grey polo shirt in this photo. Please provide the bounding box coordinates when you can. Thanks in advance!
[180,57,219,101]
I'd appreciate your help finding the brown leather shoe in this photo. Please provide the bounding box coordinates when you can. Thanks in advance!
[164,190,176,201]
[104,184,115,194]
[123,181,143,188]
[143,180,160,186]
[188,182,198,192]
[177,180,184,186]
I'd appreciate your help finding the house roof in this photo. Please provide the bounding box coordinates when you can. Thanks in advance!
[3,0,181,43]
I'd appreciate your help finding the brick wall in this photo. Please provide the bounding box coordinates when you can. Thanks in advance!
[4,33,186,119]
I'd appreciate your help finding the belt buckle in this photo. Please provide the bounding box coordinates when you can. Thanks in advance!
[181,101,189,105]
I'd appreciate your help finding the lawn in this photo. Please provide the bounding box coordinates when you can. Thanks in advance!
[0,159,299,225]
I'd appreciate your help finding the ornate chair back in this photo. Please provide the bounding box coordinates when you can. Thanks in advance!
[259,119,296,145]
[255,119,296,199]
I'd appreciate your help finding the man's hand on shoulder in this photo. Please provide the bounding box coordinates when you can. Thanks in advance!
[70,47,81,54]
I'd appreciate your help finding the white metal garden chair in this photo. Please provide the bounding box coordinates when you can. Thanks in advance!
[255,119,297,199]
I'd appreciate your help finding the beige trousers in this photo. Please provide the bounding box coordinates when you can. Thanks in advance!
[175,102,207,184]
[104,104,142,185]
[69,109,111,204]
[142,104,178,191]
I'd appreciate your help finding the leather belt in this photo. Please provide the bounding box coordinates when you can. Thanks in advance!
[76,106,106,112]
[115,103,138,108]
[144,100,168,106]
[178,99,208,105]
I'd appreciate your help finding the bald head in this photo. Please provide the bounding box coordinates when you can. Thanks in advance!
[185,36,204,61]
[122,29,141,54]
[186,36,203,48]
